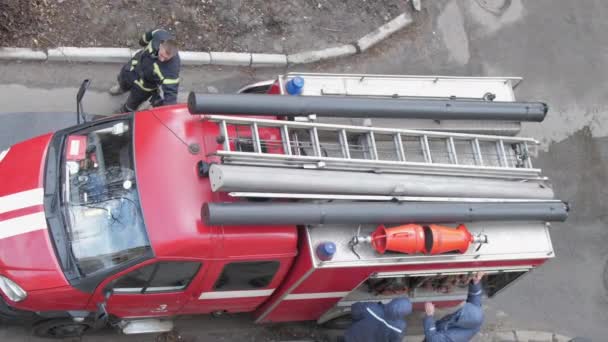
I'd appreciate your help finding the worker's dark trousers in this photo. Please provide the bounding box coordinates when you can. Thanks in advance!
[117,64,154,112]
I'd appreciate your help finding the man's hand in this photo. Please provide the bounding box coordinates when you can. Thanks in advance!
[473,271,485,284]
[425,302,435,316]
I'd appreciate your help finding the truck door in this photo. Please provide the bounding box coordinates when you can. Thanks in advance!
[101,260,202,318]
[179,259,289,315]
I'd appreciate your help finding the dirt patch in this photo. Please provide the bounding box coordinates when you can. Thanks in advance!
[1,0,407,53]
[0,1,55,47]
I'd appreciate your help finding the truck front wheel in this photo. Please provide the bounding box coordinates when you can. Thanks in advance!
[33,318,93,339]
[321,314,353,330]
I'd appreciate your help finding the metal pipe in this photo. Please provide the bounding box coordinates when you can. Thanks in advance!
[188,93,548,122]
[202,201,569,226]
[209,164,555,199]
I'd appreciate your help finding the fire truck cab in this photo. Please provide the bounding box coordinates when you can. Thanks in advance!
[0,73,566,338]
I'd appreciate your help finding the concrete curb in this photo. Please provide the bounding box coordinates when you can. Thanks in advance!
[356,13,413,52]
[0,12,412,67]
[251,53,288,67]
[287,44,357,65]
[0,48,47,61]
[47,47,132,63]
[210,51,252,66]
[179,51,211,65]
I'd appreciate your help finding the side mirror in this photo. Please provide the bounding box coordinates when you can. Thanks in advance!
[76,79,91,124]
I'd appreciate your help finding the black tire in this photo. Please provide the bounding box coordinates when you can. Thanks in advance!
[316,328,346,342]
[33,318,92,339]
[321,314,352,330]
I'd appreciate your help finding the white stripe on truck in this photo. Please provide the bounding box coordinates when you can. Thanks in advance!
[0,147,9,163]
[284,292,349,300]
[199,289,275,300]
[0,211,47,240]
[0,188,44,215]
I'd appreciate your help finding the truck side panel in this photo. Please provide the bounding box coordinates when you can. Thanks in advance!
[255,225,547,323]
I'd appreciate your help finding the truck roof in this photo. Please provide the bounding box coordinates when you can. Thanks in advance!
[133,105,297,260]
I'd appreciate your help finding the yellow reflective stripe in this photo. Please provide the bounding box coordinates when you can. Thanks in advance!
[153,63,164,81]
[129,59,138,71]
[153,63,179,85]
[134,79,156,92]
[146,42,153,53]
[162,78,180,85]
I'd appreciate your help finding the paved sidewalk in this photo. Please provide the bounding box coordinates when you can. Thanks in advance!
[318,327,574,342]
[472,330,572,342]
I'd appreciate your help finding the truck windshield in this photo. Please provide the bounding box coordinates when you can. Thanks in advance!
[61,120,151,276]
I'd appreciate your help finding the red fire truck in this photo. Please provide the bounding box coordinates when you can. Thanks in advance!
[0,73,567,338]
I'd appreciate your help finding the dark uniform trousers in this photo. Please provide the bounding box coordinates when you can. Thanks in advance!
[118,62,154,112]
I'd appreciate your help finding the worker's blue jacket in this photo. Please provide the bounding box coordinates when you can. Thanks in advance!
[423,282,484,342]
[344,297,412,342]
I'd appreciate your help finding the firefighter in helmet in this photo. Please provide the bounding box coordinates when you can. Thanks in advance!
[423,272,485,342]
[109,29,181,112]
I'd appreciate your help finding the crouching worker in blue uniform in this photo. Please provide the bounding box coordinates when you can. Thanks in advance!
[343,297,412,342]
[423,272,485,342]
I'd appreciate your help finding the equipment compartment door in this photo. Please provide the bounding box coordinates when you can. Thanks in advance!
[340,267,531,307]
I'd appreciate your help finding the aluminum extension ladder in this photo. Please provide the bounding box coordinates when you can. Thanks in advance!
[204,115,541,180]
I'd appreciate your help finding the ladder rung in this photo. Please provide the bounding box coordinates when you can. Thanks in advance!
[497,140,508,167]
[448,137,458,164]
[523,142,533,168]
[421,135,432,163]
[368,131,379,160]
[292,132,302,156]
[220,120,230,151]
[394,133,406,162]
[472,138,483,166]
[339,129,351,159]
[311,127,322,157]
[251,122,262,153]
[281,125,292,155]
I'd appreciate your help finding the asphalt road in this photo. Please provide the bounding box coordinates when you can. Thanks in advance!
[1,0,607,340]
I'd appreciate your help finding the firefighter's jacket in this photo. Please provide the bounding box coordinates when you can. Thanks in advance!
[344,297,412,342]
[423,282,484,342]
[128,29,180,105]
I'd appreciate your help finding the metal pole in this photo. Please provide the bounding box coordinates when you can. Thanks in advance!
[208,164,555,199]
[188,93,549,122]
[203,201,569,226]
